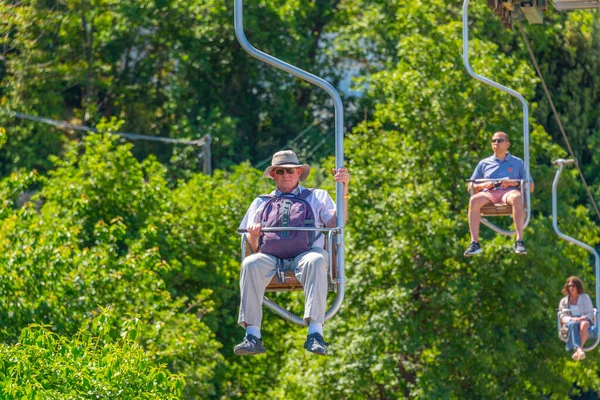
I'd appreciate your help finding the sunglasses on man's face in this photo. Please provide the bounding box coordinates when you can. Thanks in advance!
[274,168,297,175]
[491,139,506,143]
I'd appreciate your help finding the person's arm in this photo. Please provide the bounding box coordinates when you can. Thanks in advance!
[326,167,350,228]
[471,181,493,193]
[246,223,262,253]
[240,198,263,254]
[468,162,492,193]
[583,294,595,322]
[559,297,571,324]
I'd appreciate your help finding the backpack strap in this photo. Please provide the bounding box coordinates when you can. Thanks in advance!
[295,189,322,247]
[276,258,285,284]
[296,188,314,200]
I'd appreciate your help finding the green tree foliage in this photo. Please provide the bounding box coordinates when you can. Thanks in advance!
[0,310,185,399]
[0,0,344,175]
[519,11,600,208]
[0,134,222,398]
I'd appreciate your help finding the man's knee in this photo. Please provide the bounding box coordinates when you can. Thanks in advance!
[506,192,523,207]
[469,194,489,210]
[302,250,328,271]
[241,253,271,273]
[581,320,590,330]
[307,253,328,270]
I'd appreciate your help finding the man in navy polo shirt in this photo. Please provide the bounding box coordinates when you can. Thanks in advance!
[464,132,534,256]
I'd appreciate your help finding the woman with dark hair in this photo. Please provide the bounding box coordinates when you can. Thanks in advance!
[558,276,594,360]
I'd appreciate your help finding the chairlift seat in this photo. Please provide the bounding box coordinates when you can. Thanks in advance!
[481,203,513,216]
[242,233,338,293]
[265,241,337,292]
[557,309,599,347]
[468,179,526,219]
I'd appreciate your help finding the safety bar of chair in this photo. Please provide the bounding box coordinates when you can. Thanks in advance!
[467,179,526,193]
[463,0,531,236]
[238,227,339,233]
[552,160,600,351]
[467,178,525,182]
[234,0,345,325]
[466,178,526,188]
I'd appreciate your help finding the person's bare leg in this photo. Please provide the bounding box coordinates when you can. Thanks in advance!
[468,193,491,242]
[506,192,524,240]
[580,320,590,347]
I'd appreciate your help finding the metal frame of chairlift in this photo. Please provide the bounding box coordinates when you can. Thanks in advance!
[487,0,600,29]
[462,0,532,236]
[233,0,346,326]
[552,159,600,351]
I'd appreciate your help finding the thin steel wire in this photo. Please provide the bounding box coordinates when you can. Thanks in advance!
[0,108,209,146]
[517,22,600,222]
[254,119,320,168]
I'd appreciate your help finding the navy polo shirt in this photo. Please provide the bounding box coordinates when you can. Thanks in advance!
[470,153,528,191]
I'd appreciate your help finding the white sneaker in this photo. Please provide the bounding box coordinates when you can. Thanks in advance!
[572,349,586,361]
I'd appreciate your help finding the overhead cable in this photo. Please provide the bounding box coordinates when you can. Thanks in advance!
[303,135,329,160]
[0,108,210,147]
[255,119,320,168]
[517,22,600,222]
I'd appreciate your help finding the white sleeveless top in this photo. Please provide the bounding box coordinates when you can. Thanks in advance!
[569,304,582,317]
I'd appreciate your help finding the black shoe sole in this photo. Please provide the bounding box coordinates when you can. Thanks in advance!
[464,248,483,257]
[305,347,327,356]
[234,347,266,356]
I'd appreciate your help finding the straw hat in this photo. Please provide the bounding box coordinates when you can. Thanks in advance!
[263,150,311,181]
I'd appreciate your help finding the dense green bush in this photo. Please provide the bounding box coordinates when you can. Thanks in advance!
[0,310,184,399]
[0,134,223,398]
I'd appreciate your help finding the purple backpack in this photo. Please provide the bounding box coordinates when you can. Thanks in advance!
[258,189,318,259]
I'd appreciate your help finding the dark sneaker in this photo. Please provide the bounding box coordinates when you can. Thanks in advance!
[233,334,266,356]
[464,241,482,257]
[514,240,527,255]
[304,333,329,356]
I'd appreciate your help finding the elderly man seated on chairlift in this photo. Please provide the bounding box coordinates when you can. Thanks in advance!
[234,150,349,356]
[464,131,534,257]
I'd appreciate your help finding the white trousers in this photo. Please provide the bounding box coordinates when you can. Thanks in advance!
[238,248,329,328]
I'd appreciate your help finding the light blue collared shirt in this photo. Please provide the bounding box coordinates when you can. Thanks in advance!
[470,153,531,191]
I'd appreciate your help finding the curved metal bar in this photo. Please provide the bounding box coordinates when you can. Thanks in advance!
[263,297,306,325]
[557,310,564,341]
[238,227,339,233]
[481,215,517,236]
[327,230,334,290]
[552,160,600,351]
[463,0,531,236]
[234,1,345,324]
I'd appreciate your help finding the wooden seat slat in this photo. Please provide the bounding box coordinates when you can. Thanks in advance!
[265,246,337,292]
[481,203,513,216]
[266,271,303,292]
